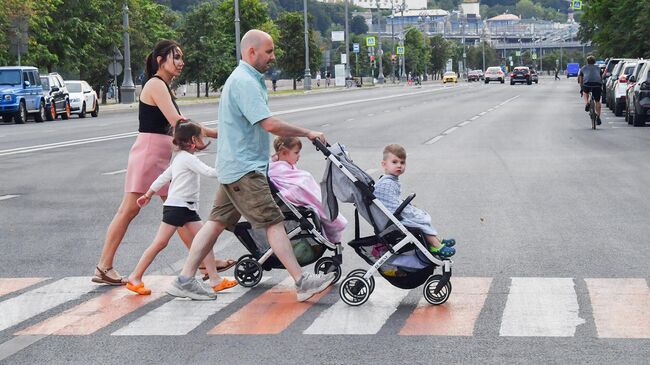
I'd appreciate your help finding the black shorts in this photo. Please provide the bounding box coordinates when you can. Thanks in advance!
[581,84,602,101]
[162,206,201,227]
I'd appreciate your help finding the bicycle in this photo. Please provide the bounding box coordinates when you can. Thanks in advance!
[588,91,597,130]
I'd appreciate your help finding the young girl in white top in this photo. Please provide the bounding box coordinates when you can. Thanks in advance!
[126,121,237,295]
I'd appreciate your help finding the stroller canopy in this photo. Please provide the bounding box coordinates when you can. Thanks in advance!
[320,143,390,233]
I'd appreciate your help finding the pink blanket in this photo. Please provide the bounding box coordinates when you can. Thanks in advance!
[268,161,347,242]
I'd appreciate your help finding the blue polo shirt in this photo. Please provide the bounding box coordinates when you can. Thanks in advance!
[216,61,273,184]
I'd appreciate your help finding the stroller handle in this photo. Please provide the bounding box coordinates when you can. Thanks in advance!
[312,138,331,157]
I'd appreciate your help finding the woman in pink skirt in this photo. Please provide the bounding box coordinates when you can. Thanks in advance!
[92,40,232,284]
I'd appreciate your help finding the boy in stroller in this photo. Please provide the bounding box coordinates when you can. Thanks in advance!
[315,140,454,306]
[374,144,456,257]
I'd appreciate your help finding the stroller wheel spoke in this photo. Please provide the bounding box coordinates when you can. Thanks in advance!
[423,275,452,305]
[314,257,342,285]
[234,258,263,288]
[339,273,371,306]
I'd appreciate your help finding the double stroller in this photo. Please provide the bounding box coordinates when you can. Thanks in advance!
[315,140,453,306]
[232,179,344,287]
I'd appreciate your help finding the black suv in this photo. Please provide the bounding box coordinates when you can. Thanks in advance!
[510,67,532,85]
[40,73,70,120]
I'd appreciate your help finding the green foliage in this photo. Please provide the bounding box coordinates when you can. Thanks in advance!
[276,11,321,89]
[429,35,450,77]
[580,0,650,58]
[404,28,429,75]
[350,15,368,35]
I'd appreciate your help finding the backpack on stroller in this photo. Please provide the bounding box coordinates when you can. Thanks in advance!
[232,179,343,287]
[315,140,453,306]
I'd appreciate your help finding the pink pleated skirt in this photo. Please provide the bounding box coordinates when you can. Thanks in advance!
[124,133,173,196]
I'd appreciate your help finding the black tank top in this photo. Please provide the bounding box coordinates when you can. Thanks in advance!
[138,75,180,136]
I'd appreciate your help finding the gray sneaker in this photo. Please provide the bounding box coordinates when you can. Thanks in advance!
[167,277,217,301]
[295,272,335,302]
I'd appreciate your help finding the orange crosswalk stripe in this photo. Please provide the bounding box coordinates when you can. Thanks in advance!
[16,276,172,336]
[0,278,47,297]
[208,278,331,335]
[399,277,492,336]
[585,278,650,339]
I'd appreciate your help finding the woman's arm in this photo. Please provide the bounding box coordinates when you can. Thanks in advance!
[144,78,185,128]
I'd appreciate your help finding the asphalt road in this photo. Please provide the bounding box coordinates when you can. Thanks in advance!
[0,78,648,364]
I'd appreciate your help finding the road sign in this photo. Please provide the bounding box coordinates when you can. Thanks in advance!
[515,51,521,56]
[532,53,537,60]
[108,62,123,76]
[572,0,582,10]
[113,46,123,61]
[331,31,344,42]
[365,36,376,47]
[396,46,405,55]
[353,43,360,53]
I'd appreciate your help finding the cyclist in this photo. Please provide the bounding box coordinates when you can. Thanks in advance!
[578,55,603,125]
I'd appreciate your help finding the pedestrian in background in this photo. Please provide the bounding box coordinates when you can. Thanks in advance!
[316,72,321,87]
[555,67,560,80]
[167,29,335,301]
[92,40,222,285]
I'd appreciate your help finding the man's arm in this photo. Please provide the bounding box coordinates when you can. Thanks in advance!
[259,116,327,143]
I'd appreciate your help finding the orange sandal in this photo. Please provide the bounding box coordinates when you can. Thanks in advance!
[212,278,238,292]
[126,281,151,295]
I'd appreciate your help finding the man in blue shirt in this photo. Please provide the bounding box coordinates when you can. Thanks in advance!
[168,30,335,302]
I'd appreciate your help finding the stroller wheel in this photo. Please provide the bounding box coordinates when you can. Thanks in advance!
[423,275,452,305]
[314,257,342,285]
[339,275,371,306]
[234,257,263,288]
[346,269,375,295]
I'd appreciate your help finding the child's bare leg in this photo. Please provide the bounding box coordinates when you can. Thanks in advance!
[425,234,442,249]
[128,223,177,284]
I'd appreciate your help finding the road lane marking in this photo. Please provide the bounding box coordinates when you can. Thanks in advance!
[9,85,457,155]
[424,136,444,145]
[400,277,492,336]
[443,127,458,135]
[304,278,409,335]
[0,278,48,297]
[470,115,480,121]
[113,277,267,336]
[479,111,487,116]
[0,195,20,201]
[101,169,127,176]
[499,277,584,337]
[458,121,471,127]
[0,277,99,332]
[585,278,650,338]
[208,278,331,335]
[16,276,172,335]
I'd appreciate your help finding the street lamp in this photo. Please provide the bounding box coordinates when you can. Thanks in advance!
[375,0,385,84]
[399,0,407,82]
[344,0,351,78]
[234,0,241,64]
[303,0,311,90]
[120,1,136,104]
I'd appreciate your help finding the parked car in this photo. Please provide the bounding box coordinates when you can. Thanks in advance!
[484,66,505,83]
[477,69,484,80]
[442,71,458,84]
[611,61,637,116]
[510,66,532,85]
[625,61,647,124]
[566,63,580,78]
[0,66,46,124]
[40,73,71,120]
[606,60,633,110]
[626,62,650,126]
[530,69,539,84]
[602,58,625,104]
[467,70,480,82]
[65,80,99,118]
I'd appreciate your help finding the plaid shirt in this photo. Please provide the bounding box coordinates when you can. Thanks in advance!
[374,174,437,236]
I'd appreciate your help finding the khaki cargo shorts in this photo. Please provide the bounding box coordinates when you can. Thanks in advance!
[209,171,284,229]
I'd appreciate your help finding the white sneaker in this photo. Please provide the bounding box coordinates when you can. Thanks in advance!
[295,272,335,302]
[167,277,217,301]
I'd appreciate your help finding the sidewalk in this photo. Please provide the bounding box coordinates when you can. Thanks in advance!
[100,78,443,113]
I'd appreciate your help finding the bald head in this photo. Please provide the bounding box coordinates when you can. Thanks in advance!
[240,29,275,72]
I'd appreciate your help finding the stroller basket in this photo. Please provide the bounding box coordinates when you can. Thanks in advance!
[349,236,434,289]
[234,220,325,270]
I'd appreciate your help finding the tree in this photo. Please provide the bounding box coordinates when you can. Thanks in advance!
[350,15,368,35]
[276,12,321,89]
[404,28,428,77]
[429,35,450,79]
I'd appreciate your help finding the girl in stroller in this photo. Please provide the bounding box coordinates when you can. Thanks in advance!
[269,137,347,243]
